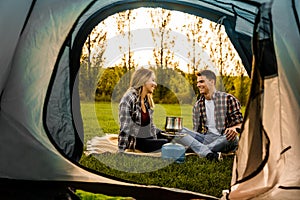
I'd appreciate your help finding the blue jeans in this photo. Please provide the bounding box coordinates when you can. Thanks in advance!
[176,127,238,157]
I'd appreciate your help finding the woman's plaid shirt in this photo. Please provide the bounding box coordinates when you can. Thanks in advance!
[118,88,157,152]
[192,91,243,134]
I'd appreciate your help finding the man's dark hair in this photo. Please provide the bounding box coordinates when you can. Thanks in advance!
[196,70,216,82]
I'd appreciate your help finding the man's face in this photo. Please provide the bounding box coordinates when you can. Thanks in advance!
[197,75,214,95]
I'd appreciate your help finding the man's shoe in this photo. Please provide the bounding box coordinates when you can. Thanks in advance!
[206,152,223,161]
[217,152,223,161]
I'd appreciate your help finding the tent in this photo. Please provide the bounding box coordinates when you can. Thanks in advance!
[0,0,299,199]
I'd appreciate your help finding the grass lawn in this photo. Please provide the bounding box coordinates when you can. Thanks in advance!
[78,102,238,199]
[80,102,195,141]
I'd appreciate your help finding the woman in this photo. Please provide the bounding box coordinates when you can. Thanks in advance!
[118,68,168,153]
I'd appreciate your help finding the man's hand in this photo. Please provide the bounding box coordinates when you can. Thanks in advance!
[224,126,239,141]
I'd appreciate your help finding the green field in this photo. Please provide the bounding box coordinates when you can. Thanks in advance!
[80,102,195,143]
[78,102,237,199]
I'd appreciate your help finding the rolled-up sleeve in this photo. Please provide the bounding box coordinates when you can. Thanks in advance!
[193,102,201,132]
[149,109,158,139]
[227,95,243,126]
[118,96,134,151]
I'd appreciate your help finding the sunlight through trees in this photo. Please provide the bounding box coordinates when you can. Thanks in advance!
[79,7,250,105]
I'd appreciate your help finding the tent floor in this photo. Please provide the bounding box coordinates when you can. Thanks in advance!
[0,180,79,200]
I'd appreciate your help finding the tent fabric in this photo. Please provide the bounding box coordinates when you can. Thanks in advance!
[228,0,300,199]
[0,0,121,183]
[0,0,299,199]
[0,0,33,93]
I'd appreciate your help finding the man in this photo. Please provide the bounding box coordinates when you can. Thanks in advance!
[179,70,243,161]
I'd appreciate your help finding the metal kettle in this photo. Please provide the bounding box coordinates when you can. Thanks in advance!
[165,116,183,133]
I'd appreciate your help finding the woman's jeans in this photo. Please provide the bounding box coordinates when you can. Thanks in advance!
[177,127,239,157]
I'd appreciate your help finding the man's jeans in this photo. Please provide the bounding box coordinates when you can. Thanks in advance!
[177,127,238,157]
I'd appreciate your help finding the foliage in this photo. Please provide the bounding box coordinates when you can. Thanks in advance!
[78,7,251,105]
[79,25,107,101]
[95,67,124,102]
[222,75,251,106]
[79,64,251,106]
[149,8,176,69]
[152,67,195,104]
[79,64,102,101]
[115,10,138,71]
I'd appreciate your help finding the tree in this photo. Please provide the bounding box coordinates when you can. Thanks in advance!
[115,10,138,71]
[113,9,139,92]
[148,8,180,101]
[221,74,251,106]
[79,21,107,101]
[152,68,193,104]
[181,15,205,95]
[78,7,250,105]
[149,8,176,69]
[96,66,125,102]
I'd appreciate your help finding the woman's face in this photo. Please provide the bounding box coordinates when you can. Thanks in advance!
[143,73,157,94]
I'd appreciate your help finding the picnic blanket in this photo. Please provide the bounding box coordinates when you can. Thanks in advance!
[85,134,235,158]
[85,134,162,157]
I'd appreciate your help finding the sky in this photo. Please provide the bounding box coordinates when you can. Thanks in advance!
[87,7,245,75]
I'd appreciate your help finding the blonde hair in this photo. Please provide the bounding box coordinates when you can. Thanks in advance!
[129,68,155,108]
